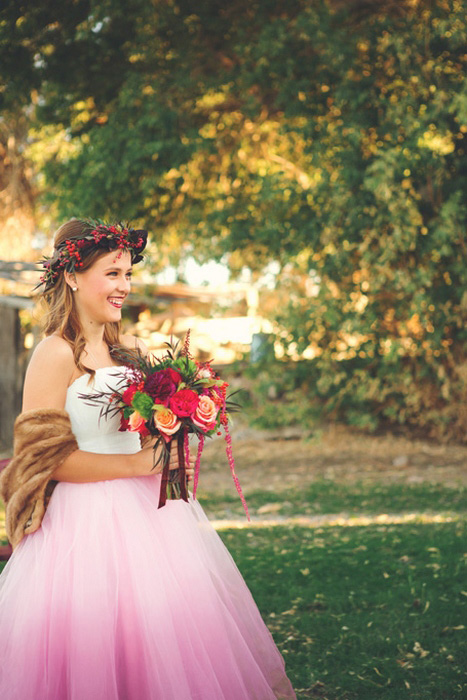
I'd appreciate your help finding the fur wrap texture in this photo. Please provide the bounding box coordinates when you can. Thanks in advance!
[0,408,78,549]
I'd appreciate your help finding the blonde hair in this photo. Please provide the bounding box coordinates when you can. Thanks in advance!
[39,219,136,376]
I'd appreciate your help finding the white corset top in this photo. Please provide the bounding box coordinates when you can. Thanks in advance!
[65,367,141,454]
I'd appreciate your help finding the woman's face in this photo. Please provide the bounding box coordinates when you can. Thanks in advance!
[71,250,133,325]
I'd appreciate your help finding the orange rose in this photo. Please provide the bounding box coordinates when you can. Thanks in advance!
[154,407,181,439]
[193,395,218,431]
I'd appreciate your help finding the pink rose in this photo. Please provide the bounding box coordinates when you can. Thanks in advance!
[128,410,150,437]
[169,389,199,417]
[154,407,181,441]
[193,395,218,431]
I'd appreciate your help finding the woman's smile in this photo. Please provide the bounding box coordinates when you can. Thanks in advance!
[108,296,125,309]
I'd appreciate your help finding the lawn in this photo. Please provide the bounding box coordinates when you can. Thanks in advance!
[1,481,466,699]
[219,519,466,699]
[205,481,466,699]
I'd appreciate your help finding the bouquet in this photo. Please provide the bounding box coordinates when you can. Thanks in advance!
[83,334,249,518]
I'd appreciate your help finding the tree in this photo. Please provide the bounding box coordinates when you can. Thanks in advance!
[1,0,466,437]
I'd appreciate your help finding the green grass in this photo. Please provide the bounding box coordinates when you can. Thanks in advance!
[199,481,467,520]
[1,482,466,699]
[219,521,467,699]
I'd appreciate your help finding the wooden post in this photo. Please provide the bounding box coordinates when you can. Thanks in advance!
[0,296,32,451]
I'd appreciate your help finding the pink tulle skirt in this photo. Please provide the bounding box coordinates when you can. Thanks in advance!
[0,474,296,699]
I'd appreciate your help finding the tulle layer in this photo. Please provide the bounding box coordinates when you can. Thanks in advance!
[0,474,296,700]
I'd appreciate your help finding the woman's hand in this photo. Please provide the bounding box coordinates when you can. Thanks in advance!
[132,440,195,482]
[168,440,196,483]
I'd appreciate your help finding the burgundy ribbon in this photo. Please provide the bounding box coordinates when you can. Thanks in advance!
[177,430,189,503]
[157,430,188,509]
[158,447,171,510]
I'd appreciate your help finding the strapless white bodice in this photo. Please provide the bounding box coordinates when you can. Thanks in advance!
[65,367,141,454]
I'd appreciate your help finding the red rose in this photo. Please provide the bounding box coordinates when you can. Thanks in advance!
[166,367,182,386]
[119,416,130,432]
[169,389,199,417]
[122,384,139,406]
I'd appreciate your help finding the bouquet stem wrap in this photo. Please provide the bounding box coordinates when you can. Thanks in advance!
[158,430,189,509]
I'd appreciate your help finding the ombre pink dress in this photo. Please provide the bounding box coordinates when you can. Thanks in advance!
[0,368,296,700]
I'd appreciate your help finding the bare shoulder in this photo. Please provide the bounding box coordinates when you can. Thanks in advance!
[27,335,75,371]
[22,336,75,411]
[120,334,149,356]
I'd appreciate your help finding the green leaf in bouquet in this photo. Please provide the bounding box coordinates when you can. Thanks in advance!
[132,391,154,419]
[173,357,198,376]
[196,378,224,388]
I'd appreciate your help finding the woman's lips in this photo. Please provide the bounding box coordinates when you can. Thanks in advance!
[108,297,124,308]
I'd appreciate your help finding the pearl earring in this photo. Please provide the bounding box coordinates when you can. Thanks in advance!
[72,287,77,292]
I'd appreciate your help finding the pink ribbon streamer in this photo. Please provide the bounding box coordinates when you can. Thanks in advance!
[192,434,205,500]
[222,421,250,521]
[184,430,191,497]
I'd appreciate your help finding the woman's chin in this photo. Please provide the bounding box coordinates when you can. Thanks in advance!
[106,303,123,321]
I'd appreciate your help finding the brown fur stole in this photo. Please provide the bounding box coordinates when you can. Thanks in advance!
[0,408,78,549]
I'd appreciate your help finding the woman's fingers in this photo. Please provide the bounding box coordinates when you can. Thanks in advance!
[166,441,195,481]
[167,442,196,463]
[168,440,179,469]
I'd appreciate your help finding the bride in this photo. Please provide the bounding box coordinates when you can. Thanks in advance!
[0,219,296,700]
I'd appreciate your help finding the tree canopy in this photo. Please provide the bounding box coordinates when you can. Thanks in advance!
[1,0,466,438]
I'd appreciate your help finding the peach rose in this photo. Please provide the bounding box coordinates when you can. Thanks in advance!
[128,410,147,433]
[192,395,218,431]
[154,407,181,439]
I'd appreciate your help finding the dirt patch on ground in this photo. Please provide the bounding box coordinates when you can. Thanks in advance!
[2,423,465,496]
[200,423,467,494]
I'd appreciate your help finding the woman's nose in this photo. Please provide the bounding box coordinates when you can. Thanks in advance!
[117,275,131,293]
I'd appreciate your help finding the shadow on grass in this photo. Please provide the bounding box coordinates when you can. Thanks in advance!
[198,481,467,521]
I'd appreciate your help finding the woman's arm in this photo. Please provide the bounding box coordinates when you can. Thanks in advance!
[51,445,157,482]
[21,336,162,482]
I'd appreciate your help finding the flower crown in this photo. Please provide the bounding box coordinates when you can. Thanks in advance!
[37,220,148,292]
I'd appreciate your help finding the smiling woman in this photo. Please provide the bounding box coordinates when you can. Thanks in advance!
[0,218,297,700]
